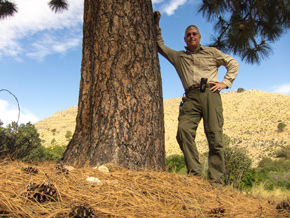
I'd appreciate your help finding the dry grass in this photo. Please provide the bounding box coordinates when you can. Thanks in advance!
[249,183,290,203]
[1,158,289,217]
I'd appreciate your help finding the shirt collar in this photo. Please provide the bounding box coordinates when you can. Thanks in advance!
[184,45,204,53]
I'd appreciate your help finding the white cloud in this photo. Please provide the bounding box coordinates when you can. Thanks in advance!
[157,0,187,16]
[0,0,189,61]
[0,99,39,127]
[0,0,83,61]
[271,83,290,95]
[26,32,81,61]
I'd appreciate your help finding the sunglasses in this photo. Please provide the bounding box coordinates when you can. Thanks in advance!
[186,32,199,37]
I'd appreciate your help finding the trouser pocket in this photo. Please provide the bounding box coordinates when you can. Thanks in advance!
[203,92,223,132]
[214,94,224,129]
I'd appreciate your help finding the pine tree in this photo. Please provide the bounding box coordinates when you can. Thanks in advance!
[61,0,165,170]
[197,0,290,64]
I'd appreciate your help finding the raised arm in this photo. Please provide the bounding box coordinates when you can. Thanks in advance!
[153,11,180,68]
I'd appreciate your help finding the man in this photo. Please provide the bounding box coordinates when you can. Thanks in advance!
[154,11,239,185]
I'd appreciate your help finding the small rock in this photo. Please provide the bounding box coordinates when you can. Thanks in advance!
[104,180,119,185]
[98,165,109,173]
[86,177,102,185]
[65,166,74,171]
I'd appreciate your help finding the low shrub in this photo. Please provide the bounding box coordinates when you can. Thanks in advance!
[258,157,290,173]
[166,154,187,174]
[240,168,258,190]
[237,88,245,93]
[0,122,66,162]
[224,146,252,189]
[275,145,290,160]
[277,122,287,132]
[44,145,66,161]
[0,122,42,160]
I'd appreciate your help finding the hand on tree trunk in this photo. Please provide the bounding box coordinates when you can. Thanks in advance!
[153,11,161,30]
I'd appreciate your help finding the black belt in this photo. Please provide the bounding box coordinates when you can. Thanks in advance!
[185,83,215,93]
[185,84,199,93]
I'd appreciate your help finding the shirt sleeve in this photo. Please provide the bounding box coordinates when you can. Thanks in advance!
[215,48,239,88]
[156,28,179,66]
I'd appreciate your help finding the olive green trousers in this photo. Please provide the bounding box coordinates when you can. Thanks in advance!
[176,87,225,184]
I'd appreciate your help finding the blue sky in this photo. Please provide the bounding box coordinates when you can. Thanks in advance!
[1,0,290,126]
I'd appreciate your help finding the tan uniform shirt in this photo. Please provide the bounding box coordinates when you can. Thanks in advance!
[156,29,239,90]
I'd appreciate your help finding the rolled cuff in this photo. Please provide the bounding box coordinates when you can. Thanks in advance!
[221,79,232,89]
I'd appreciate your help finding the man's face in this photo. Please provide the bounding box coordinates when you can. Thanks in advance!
[184,28,201,51]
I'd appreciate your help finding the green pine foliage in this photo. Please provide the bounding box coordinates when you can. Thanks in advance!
[48,0,68,13]
[2,0,290,65]
[0,0,18,19]
[0,0,68,19]
[197,0,290,64]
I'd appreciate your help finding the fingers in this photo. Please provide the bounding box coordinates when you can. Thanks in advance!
[153,11,161,29]
[154,11,161,16]
[153,11,161,21]
[209,82,225,93]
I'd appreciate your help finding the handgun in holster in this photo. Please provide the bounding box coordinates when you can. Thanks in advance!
[179,101,183,113]
[200,78,208,93]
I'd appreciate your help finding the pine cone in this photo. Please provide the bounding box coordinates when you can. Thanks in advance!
[276,201,290,211]
[69,204,95,218]
[55,164,69,174]
[209,207,226,214]
[25,183,58,203]
[22,166,39,174]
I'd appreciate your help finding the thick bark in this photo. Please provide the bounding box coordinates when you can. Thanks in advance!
[62,0,166,170]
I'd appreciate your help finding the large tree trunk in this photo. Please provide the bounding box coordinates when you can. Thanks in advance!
[62,0,166,170]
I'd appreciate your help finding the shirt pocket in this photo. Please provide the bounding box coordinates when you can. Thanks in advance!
[195,56,216,72]
[180,54,195,68]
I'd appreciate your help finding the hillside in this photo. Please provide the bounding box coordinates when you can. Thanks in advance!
[34,90,290,164]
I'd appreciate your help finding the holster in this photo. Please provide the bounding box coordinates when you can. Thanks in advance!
[200,78,208,92]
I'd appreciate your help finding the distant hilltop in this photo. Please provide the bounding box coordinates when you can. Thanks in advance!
[34,89,290,165]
